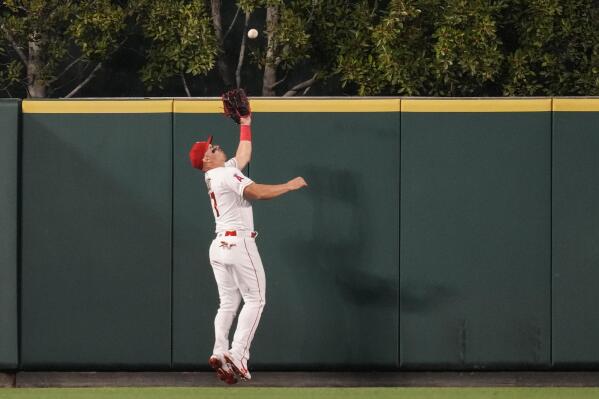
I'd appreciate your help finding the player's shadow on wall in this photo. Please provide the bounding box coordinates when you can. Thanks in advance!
[295,167,396,307]
[400,284,458,313]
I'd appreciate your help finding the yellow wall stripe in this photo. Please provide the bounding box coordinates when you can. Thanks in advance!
[174,98,401,113]
[22,100,173,114]
[403,99,551,112]
[174,100,221,113]
[553,99,599,112]
[21,97,599,113]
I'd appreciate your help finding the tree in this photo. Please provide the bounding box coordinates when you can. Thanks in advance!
[281,0,358,96]
[226,0,356,96]
[2,0,597,97]
[210,0,240,88]
[335,0,388,95]
[0,0,126,98]
[0,41,22,96]
[336,0,505,96]
[335,0,599,96]
[429,0,504,95]
[133,0,218,96]
[502,0,599,95]
[224,0,311,95]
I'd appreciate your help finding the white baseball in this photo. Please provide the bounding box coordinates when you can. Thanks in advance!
[247,29,258,39]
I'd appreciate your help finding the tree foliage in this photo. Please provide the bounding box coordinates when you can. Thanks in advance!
[0,0,125,97]
[337,0,504,95]
[336,0,599,96]
[502,0,599,95]
[235,0,316,94]
[0,0,598,97]
[133,0,217,92]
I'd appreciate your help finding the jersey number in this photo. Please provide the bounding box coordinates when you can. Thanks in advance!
[210,192,220,217]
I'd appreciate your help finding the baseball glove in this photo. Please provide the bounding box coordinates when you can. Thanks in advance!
[222,88,251,124]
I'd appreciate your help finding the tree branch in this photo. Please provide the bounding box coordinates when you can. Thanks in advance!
[180,71,191,97]
[50,73,83,92]
[371,0,379,17]
[49,56,84,84]
[283,73,318,96]
[64,62,102,98]
[1,24,28,66]
[262,5,280,95]
[223,6,241,41]
[211,0,235,87]
[211,0,224,42]
[264,71,288,90]
[235,11,250,88]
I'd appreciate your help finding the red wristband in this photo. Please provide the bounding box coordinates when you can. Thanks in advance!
[240,125,252,141]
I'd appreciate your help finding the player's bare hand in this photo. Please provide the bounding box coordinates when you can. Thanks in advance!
[240,115,252,126]
[287,177,307,191]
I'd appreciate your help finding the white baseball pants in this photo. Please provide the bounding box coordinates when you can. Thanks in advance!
[209,235,266,364]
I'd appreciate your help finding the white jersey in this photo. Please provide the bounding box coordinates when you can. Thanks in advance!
[204,158,254,233]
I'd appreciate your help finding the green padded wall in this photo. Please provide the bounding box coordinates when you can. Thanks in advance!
[13,97,599,371]
[20,100,172,369]
[552,99,599,366]
[400,99,552,369]
[0,99,19,370]
[172,99,400,369]
[251,110,399,369]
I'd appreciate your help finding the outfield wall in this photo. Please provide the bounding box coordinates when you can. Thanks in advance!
[1,97,598,370]
[0,99,19,370]
[552,99,599,367]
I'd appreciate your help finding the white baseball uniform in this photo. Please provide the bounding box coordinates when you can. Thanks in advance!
[205,157,266,368]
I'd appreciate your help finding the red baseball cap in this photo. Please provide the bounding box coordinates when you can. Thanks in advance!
[189,135,213,170]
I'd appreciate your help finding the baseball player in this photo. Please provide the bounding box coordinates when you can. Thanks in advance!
[189,105,307,384]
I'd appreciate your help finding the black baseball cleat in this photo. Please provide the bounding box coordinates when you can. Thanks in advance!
[209,355,238,385]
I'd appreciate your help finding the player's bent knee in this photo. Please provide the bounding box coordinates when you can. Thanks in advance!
[219,298,241,313]
[242,293,265,308]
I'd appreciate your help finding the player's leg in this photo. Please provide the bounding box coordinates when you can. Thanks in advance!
[226,238,266,379]
[209,241,242,384]
[209,241,242,357]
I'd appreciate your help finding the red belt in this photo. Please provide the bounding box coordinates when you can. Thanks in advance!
[224,230,257,238]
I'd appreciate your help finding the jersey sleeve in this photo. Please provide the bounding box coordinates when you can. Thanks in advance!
[224,158,238,168]
[225,168,254,197]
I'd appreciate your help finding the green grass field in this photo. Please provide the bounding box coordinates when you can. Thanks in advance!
[2,388,599,399]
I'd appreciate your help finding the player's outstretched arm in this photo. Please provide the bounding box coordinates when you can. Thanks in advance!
[243,177,307,201]
[235,116,252,170]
